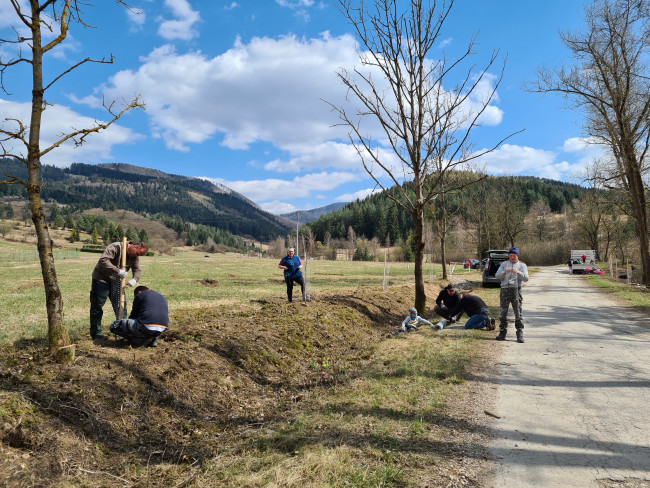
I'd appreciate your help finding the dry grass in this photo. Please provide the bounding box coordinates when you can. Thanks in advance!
[0,237,499,487]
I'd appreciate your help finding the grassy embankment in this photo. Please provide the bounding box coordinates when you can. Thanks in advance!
[0,239,499,486]
[585,272,650,315]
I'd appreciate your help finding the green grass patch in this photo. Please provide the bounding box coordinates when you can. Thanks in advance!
[203,330,482,487]
[585,274,650,314]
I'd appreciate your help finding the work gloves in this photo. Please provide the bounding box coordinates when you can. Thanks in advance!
[118,269,128,278]
[127,279,137,287]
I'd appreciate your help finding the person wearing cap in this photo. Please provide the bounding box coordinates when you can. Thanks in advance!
[110,285,169,347]
[445,291,496,330]
[278,247,305,302]
[495,247,529,343]
[389,306,434,336]
[433,283,462,321]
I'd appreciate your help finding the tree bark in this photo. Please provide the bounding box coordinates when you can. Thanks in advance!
[27,4,73,363]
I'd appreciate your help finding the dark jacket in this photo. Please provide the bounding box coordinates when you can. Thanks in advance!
[435,289,461,309]
[129,289,169,327]
[279,254,303,279]
[91,241,142,283]
[448,294,489,319]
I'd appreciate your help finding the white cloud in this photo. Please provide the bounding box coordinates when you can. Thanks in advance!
[157,0,201,41]
[92,33,505,180]
[439,37,453,48]
[209,171,360,202]
[224,2,239,10]
[475,143,589,181]
[127,8,147,30]
[0,98,143,167]
[264,142,363,172]
[0,1,26,29]
[100,34,358,152]
[260,200,297,214]
[335,187,380,202]
[276,0,315,7]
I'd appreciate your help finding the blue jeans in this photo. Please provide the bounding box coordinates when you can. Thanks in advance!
[464,314,489,329]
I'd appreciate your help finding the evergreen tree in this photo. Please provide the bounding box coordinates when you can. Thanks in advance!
[138,228,149,243]
[91,225,98,245]
[126,225,138,242]
[116,224,125,241]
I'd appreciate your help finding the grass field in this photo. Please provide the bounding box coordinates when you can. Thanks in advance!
[0,239,500,486]
[0,239,486,343]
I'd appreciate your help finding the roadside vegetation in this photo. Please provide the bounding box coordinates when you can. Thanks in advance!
[585,274,650,316]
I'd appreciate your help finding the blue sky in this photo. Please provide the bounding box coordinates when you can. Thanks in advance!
[1,0,599,214]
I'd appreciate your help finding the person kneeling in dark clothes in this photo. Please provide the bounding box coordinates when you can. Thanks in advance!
[446,291,496,330]
[433,283,461,321]
[110,286,169,347]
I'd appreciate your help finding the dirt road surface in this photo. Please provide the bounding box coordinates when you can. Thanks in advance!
[490,266,650,488]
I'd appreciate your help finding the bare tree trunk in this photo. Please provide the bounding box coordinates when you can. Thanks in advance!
[413,203,426,311]
[440,237,447,280]
[27,13,72,362]
[627,165,650,283]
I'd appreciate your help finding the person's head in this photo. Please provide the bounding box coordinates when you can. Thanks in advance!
[508,247,519,262]
[287,247,295,257]
[134,285,149,296]
[445,283,456,296]
[127,241,148,257]
[408,306,417,318]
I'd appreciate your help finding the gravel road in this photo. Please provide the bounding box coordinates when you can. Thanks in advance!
[489,266,650,488]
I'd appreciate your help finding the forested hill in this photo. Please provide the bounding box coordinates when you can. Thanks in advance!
[0,159,290,240]
[308,175,591,244]
[281,202,349,223]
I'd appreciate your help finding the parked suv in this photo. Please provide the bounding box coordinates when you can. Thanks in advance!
[482,250,510,287]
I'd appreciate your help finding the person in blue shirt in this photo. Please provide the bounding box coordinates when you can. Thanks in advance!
[278,247,305,303]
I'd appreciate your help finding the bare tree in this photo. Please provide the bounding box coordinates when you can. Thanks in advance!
[0,1,144,362]
[529,0,650,284]
[330,0,517,311]
[426,170,476,279]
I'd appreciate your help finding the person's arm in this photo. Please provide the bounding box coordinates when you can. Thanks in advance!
[519,263,529,282]
[447,299,463,320]
[435,291,443,306]
[417,316,433,326]
[129,255,141,282]
[495,262,507,281]
[129,294,142,320]
[278,258,288,270]
[97,243,121,276]
[297,256,303,270]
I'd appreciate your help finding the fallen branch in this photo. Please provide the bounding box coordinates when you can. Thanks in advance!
[484,409,501,419]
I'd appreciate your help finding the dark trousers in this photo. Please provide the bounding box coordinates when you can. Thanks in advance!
[110,318,160,347]
[89,278,125,338]
[433,304,455,320]
[285,275,305,302]
[499,286,523,330]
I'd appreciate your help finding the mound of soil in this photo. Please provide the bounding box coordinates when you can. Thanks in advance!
[0,284,496,486]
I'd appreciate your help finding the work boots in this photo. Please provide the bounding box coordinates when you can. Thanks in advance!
[516,329,525,343]
[495,329,507,341]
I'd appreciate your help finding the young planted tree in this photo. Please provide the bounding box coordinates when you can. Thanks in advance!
[0,1,144,362]
[529,0,650,284]
[330,0,516,311]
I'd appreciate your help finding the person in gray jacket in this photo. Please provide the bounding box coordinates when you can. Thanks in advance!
[89,241,148,340]
[495,247,529,343]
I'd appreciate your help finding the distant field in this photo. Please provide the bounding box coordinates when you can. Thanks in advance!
[1,240,486,343]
